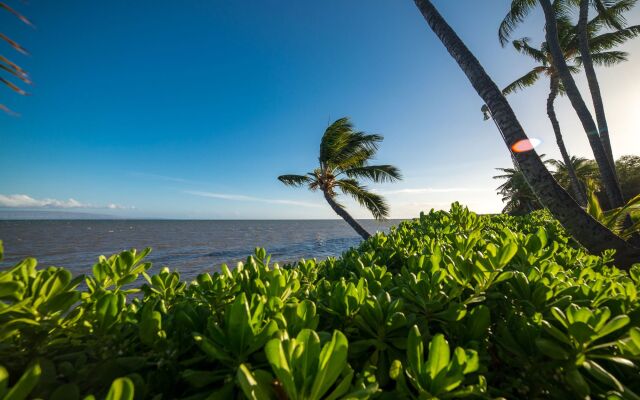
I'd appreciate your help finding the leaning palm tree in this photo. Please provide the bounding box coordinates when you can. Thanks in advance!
[277,117,402,240]
[1,1,33,115]
[412,0,640,268]
[502,16,630,205]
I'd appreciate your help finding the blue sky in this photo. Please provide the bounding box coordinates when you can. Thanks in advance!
[1,0,639,219]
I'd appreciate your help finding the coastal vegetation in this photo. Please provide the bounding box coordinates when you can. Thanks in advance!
[278,117,402,240]
[1,0,639,399]
[2,204,640,399]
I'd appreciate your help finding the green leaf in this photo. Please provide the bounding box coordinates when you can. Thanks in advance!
[294,329,321,392]
[535,338,570,360]
[425,334,450,379]
[0,366,9,398]
[568,322,597,344]
[324,366,354,400]
[265,338,297,400]
[309,330,349,400]
[583,360,623,392]
[3,362,41,400]
[541,321,572,345]
[630,327,640,348]
[0,281,25,300]
[564,368,590,399]
[495,242,518,268]
[237,364,273,400]
[39,291,80,315]
[51,383,80,400]
[536,228,548,249]
[494,271,514,284]
[95,293,119,330]
[140,303,163,346]
[104,377,135,400]
[466,305,490,340]
[227,293,252,355]
[389,359,403,380]
[193,334,234,364]
[551,307,569,328]
[407,325,424,376]
[595,315,630,340]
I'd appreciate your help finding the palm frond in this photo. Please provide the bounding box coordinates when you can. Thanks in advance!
[566,65,581,74]
[0,103,18,116]
[0,76,27,95]
[502,67,545,95]
[587,24,640,52]
[0,32,28,55]
[499,0,539,46]
[319,117,353,166]
[335,179,389,220]
[332,132,383,169]
[591,0,636,31]
[277,174,313,187]
[0,62,29,84]
[553,0,577,20]
[512,38,547,62]
[0,2,33,27]
[556,15,578,50]
[343,164,402,183]
[319,117,383,169]
[577,50,628,66]
[0,55,26,75]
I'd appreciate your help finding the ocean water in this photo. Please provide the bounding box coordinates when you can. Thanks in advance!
[0,219,401,279]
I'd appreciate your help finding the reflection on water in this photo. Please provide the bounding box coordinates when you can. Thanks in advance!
[0,219,401,279]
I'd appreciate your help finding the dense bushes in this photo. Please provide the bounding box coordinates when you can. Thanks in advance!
[1,203,639,399]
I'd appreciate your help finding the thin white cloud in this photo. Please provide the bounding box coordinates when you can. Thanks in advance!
[130,172,203,185]
[375,187,490,195]
[184,190,321,208]
[107,203,134,210]
[0,194,130,210]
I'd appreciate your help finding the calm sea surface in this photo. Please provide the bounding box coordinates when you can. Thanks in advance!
[0,220,401,279]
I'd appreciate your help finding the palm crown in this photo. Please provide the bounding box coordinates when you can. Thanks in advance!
[550,155,600,188]
[498,0,640,47]
[278,117,401,224]
[503,15,634,96]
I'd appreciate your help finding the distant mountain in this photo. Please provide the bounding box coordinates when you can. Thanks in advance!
[0,210,123,220]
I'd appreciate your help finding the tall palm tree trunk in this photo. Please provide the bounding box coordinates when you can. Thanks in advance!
[412,0,639,269]
[323,190,371,240]
[578,0,616,170]
[547,76,587,206]
[539,0,624,209]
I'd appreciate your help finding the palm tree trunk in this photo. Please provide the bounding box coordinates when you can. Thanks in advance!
[539,0,624,209]
[547,76,587,206]
[578,0,616,170]
[412,0,639,269]
[323,190,371,240]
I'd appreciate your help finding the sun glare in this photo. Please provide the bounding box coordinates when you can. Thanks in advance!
[511,138,542,153]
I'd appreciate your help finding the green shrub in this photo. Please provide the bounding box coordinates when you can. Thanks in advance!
[0,202,639,399]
